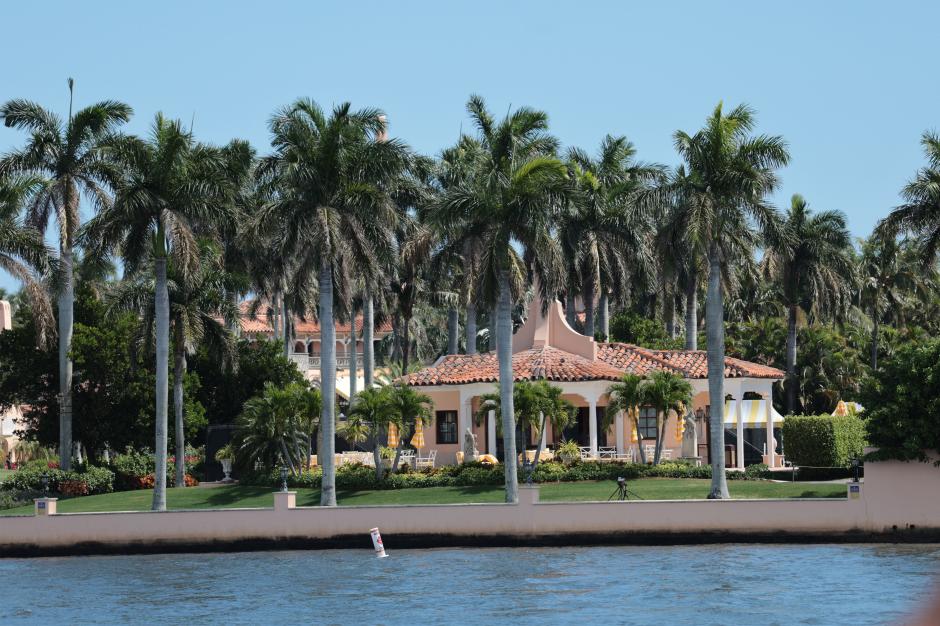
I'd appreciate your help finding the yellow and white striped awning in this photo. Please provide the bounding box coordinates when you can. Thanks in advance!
[723,400,785,427]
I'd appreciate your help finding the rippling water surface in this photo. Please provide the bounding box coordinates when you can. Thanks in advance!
[1,544,939,625]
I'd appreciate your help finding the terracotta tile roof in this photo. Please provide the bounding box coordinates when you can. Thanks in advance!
[404,346,626,386]
[238,300,392,336]
[597,344,784,380]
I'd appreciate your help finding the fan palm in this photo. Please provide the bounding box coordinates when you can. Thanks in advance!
[878,132,940,265]
[347,386,399,480]
[235,382,320,475]
[672,102,789,498]
[256,99,408,505]
[762,194,853,413]
[0,89,131,469]
[433,95,568,503]
[640,370,693,464]
[385,384,433,473]
[81,113,233,510]
[605,374,649,464]
[0,175,55,345]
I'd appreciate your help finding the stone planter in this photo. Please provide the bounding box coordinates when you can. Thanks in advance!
[220,459,233,482]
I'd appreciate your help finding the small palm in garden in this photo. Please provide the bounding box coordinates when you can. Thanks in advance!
[346,387,398,480]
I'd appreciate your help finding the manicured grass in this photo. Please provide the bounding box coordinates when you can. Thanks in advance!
[0,479,845,516]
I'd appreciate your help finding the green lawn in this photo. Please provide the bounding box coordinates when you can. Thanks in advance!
[0,479,844,516]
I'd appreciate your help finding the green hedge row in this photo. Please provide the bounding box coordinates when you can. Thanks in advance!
[0,465,115,495]
[243,460,771,491]
[782,415,867,468]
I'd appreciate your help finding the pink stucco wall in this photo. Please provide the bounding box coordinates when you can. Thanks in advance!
[2,456,939,553]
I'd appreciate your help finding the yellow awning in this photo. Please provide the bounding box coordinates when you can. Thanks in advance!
[723,400,784,427]
[387,423,400,448]
[411,420,425,449]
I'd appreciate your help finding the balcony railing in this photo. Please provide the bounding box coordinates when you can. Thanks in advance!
[289,353,366,371]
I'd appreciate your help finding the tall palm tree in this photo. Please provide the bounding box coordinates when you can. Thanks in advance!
[762,194,853,413]
[878,131,940,265]
[0,88,131,469]
[0,175,55,345]
[673,102,789,498]
[82,114,232,510]
[433,96,567,503]
[641,370,693,464]
[566,136,662,339]
[108,243,236,487]
[257,99,408,506]
[857,236,925,369]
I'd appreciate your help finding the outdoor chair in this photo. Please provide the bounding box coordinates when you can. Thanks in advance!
[416,449,437,469]
[579,446,594,460]
[598,446,617,460]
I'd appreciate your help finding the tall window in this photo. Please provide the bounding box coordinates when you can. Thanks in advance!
[638,406,658,439]
[436,411,458,444]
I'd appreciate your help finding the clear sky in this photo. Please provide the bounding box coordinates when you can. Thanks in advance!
[2,0,938,292]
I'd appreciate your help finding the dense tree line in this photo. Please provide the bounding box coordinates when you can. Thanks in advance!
[1,83,938,504]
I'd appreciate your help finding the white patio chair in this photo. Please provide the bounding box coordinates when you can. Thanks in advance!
[662,449,673,460]
[415,449,436,469]
[643,444,656,461]
[579,446,594,460]
[598,446,617,460]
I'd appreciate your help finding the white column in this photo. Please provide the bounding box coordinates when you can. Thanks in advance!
[539,412,547,450]
[615,410,624,456]
[487,409,497,456]
[458,396,471,448]
[736,395,745,470]
[765,398,776,468]
[588,398,598,458]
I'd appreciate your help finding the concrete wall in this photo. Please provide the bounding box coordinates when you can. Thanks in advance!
[2,456,939,556]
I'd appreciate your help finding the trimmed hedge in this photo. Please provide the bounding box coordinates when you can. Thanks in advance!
[242,459,768,491]
[0,465,115,495]
[782,415,867,468]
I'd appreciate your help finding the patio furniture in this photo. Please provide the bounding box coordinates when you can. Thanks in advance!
[416,449,437,469]
[579,446,595,460]
[399,451,416,468]
[597,446,617,460]
[644,444,656,460]
[662,449,673,460]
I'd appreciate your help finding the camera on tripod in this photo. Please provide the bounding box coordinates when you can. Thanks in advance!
[608,476,641,501]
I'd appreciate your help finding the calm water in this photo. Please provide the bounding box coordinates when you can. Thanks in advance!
[1,544,939,625]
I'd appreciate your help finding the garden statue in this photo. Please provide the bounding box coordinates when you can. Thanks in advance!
[463,428,479,462]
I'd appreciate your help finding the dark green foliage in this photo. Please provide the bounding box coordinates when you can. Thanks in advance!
[242,459,762,491]
[726,318,867,415]
[862,339,940,465]
[609,311,683,349]
[0,465,114,495]
[190,339,304,425]
[782,415,867,468]
[0,292,205,458]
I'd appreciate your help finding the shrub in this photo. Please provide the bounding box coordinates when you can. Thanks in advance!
[782,415,867,468]
[861,338,940,465]
[0,465,114,495]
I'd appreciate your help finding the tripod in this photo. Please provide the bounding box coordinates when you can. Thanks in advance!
[608,478,643,501]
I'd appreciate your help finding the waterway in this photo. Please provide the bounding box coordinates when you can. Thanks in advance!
[1,544,938,624]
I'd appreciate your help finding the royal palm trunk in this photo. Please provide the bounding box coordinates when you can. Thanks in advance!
[583,277,595,338]
[497,269,518,503]
[363,289,374,388]
[447,307,459,354]
[685,283,698,350]
[786,304,798,414]
[282,297,290,359]
[58,247,74,471]
[153,256,170,511]
[319,262,337,506]
[598,292,609,341]
[870,315,879,370]
[705,243,729,499]
[349,309,358,402]
[173,320,186,488]
[465,303,477,354]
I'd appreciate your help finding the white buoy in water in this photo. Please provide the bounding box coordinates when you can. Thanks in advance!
[370,527,388,558]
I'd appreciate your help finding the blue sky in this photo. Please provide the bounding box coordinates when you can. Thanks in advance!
[2,0,938,292]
